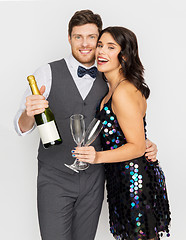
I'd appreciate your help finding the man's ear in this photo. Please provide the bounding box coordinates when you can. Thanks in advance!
[68,35,71,44]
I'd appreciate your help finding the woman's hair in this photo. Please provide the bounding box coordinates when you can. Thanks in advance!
[68,10,103,36]
[98,26,150,99]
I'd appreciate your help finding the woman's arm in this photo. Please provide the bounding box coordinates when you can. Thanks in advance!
[73,82,147,164]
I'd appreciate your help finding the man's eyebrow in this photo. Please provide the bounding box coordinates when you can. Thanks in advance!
[89,34,99,36]
[72,34,81,37]
[72,33,98,37]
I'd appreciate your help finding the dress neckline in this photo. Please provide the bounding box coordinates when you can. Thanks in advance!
[100,95,112,112]
[100,79,126,112]
[99,95,146,121]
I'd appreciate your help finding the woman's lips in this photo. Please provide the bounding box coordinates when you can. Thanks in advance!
[97,57,109,65]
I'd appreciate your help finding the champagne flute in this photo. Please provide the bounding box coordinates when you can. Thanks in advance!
[84,118,103,146]
[65,115,103,173]
[80,118,103,170]
[64,114,88,173]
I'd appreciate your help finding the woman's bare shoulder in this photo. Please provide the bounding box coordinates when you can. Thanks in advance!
[112,81,146,114]
[113,81,140,102]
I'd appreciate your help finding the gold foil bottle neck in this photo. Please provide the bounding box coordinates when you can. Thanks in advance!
[27,75,40,95]
[27,75,36,84]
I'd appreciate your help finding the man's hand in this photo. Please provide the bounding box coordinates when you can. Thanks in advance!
[25,85,48,117]
[145,139,158,162]
[18,85,48,133]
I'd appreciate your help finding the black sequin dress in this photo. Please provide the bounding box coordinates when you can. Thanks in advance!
[96,97,171,240]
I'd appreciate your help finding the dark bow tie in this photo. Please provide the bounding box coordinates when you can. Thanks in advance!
[77,66,97,78]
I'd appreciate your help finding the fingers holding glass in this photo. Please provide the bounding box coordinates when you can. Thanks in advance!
[71,146,97,164]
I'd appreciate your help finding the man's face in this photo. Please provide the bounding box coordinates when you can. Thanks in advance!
[68,24,99,67]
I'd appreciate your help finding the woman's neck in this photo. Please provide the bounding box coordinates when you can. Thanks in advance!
[105,71,125,92]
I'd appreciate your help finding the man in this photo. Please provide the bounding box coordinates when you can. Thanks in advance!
[14,10,157,240]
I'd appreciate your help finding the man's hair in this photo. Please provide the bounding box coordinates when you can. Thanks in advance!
[68,9,102,36]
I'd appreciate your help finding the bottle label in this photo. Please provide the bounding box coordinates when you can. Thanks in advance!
[37,120,60,144]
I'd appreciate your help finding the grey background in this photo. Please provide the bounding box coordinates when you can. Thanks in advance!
[0,0,185,239]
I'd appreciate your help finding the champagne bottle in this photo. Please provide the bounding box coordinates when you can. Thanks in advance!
[27,75,62,148]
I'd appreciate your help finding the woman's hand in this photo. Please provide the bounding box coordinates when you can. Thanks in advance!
[71,146,99,164]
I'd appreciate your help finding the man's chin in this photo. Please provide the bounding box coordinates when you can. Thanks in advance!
[77,55,95,65]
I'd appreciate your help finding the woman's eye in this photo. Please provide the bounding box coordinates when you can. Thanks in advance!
[108,47,114,49]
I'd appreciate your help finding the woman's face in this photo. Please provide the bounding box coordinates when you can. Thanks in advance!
[96,32,121,74]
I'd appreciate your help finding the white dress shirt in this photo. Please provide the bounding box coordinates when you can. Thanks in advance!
[14,54,97,136]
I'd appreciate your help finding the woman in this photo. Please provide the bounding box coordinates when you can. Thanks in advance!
[72,27,171,240]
